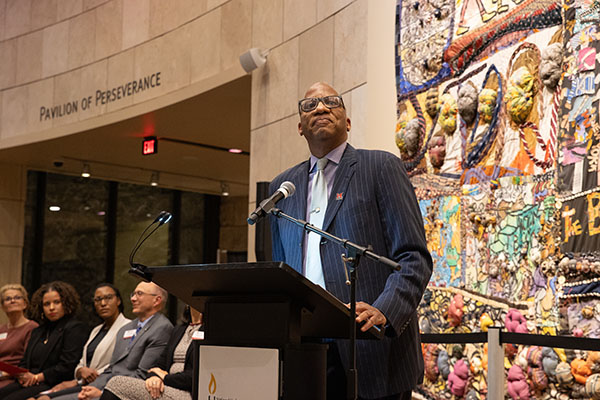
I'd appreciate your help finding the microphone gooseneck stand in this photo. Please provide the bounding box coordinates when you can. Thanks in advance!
[271,207,401,400]
[128,211,173,282]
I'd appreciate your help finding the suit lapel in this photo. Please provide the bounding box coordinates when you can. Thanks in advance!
[322,145,357,232]
[112,320,139,363]
[25,328,43,367]
[129,314,159,349]
[287,161,309,221]
[282,162,310,272]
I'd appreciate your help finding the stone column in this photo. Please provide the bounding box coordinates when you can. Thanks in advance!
[0,163,26,324]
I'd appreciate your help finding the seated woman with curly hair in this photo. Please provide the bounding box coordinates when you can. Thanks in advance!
[0,281,88,400]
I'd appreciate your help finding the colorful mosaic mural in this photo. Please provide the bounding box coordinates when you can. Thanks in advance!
[396,0,600,397]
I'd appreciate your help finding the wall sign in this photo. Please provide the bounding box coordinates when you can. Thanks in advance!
[39,72,162,122]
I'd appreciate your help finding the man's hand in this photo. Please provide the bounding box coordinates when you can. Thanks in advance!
[145,376,165,399]
[77,367,99,384]
[77,385,102,400]
[354,302,387,332]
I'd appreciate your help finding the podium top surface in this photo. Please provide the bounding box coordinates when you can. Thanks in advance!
[138,261,383,340]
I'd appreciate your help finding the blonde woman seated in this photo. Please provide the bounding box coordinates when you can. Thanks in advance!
[99,306,202,400]
[0,284,39,389]
[34,284,130,400]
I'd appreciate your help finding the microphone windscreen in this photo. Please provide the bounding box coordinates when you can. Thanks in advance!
[162,212,173,224]
[280,181,296,198]
[153,211,167,223]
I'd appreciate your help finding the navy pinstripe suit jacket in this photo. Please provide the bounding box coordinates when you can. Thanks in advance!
[270,144,433,398]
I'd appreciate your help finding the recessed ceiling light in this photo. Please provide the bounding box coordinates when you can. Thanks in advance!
[81,163,91,178]
[221,182,230,196]
[150,172,159,187]
[48,206,61,212]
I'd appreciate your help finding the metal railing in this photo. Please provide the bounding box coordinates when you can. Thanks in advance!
[420,328,600,399]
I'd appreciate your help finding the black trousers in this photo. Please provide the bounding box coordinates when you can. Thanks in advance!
[326,342,412,400]
[0,381,51,400]
[99,389,121,400]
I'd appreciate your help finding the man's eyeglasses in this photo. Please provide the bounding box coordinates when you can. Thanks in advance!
[93,294,115,303]
[130,291,158,299]
[298,96,345,113]
[2,295,24,303]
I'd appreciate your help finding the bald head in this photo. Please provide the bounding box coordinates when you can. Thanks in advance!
[304,81,339,97]
[131,281,168,321]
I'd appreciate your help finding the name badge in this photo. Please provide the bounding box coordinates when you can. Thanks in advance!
[0,332,7,340]
[192,331,204,340]
[123,329,136,339]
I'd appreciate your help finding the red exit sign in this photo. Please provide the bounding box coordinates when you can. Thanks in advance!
[142,137,158,155]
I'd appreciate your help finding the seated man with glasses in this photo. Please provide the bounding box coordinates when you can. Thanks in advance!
[52,282,173,400]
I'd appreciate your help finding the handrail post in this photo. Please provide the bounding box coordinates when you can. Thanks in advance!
[487,327,503,400]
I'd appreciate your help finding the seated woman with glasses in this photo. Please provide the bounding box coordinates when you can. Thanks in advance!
[0,284,39,389]
[100,305,203,400]
[0,281,88,400]
[34,283,131,400]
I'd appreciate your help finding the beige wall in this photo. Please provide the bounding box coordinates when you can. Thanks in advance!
[0,0,398,273]
[0,163,27,324]
[247,0,398,260]
[0,0,254,148]
[367,0,397,154]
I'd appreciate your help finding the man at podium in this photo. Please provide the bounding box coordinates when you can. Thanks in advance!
[269,82,433,400]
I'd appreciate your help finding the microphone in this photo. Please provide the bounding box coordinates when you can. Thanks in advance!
[153,210,167,222]
[158,211,172,225]
[247,181,295,225]
[129,211,173,272]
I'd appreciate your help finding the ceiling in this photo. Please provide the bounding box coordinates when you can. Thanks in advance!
[0,76,252,197]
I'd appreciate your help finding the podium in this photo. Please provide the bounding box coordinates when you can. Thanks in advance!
[137,261,383,400]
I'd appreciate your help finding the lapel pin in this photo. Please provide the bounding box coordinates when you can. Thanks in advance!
[336,192,344,201]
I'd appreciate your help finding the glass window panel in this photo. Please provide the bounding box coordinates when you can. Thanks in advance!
[41,173,109,327]
[22,171,41,293]
[179,192,205,265]
[114,183,171,318]
[22,172,219,325]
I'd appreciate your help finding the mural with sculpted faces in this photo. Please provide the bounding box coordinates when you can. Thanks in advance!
[396,0,600,397]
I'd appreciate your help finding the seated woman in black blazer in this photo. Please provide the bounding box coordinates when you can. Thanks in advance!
[99,306,203,400]
[0,281,88,400]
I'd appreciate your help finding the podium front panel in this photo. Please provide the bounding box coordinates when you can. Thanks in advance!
[197,345,279,400]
